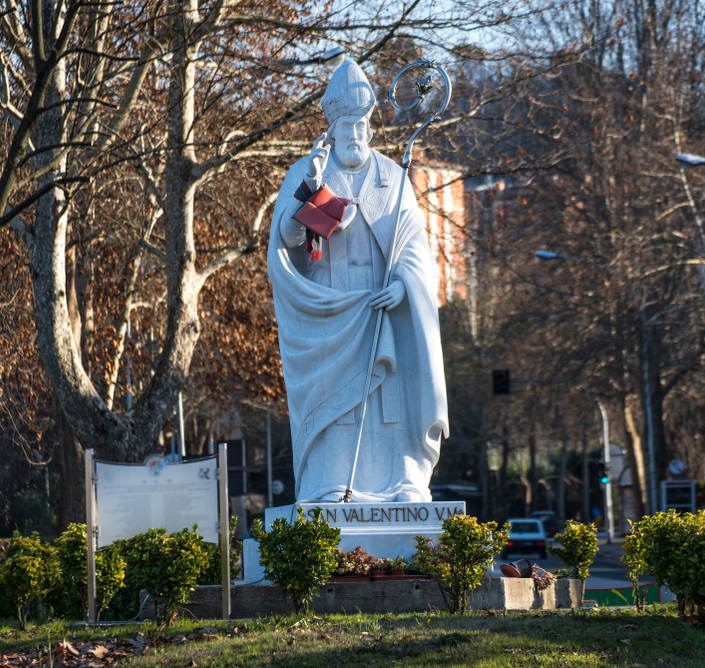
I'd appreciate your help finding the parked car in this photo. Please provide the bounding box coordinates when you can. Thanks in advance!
[430,483,481,516]
[529,510,562,537]
[501,518,548,559]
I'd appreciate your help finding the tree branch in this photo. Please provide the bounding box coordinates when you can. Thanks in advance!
[0,176,88,228]
[192,0,240,41]
[30,0,46,66]
[140,238,167,262]
[199,191,277,282]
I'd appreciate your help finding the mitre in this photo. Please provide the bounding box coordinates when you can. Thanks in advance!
[321,58,377,124]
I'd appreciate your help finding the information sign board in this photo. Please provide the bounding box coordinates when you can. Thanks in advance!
[660,479,696,513]
[95,456,218,547]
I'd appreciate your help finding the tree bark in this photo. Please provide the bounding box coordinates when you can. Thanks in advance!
[558,439,568,522]
[498,433,510,519]
[581,434,590,523]
[26,0,207,462]
[55,404,85,528]
[528,427,537,514]
[623,394,648,518]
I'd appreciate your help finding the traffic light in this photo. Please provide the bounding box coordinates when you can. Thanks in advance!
[598,462,610,485]
[492,369,511,394]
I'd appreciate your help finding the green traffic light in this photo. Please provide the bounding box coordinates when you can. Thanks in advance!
[600,476,609,485]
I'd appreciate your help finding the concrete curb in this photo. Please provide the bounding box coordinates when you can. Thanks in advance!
[139,576,583,619]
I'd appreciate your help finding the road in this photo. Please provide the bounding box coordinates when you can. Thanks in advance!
[489,536,639,589]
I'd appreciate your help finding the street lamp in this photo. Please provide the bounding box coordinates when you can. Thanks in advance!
[676,152,705,167]
[535,248,632,538]
[534,249,600,265]
[536,247,662,514]
[266,47,345,69]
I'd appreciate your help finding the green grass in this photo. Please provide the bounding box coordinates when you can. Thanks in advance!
[1,605,703,667]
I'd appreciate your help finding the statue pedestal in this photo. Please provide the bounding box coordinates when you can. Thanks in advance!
[241,501,465,584]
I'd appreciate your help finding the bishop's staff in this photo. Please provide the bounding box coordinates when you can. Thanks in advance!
[342,61,452,503]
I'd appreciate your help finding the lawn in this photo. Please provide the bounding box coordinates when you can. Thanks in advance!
[1,605,702,667]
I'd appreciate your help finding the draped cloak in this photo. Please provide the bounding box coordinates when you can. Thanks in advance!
[267,149,449,502]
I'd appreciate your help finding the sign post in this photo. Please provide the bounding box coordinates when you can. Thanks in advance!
[84,448,97,623]
[85,451,226,622]
[218,442,231,619]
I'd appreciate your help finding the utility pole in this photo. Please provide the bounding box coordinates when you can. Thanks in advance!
[596,399,615,544]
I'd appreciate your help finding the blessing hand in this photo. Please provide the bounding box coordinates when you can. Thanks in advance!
[307,133,330,184]
[370,280,406,310]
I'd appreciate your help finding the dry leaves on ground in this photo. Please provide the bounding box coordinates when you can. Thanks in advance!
[0,627,225,667]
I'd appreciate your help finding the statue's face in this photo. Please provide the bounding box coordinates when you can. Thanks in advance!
[330,114,371,169]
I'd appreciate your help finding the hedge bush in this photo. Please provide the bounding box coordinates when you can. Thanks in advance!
[49,523,126,620]
[0,540,11,618]
[414,515,509,614]
[548,520,598,580]
[109,526,209,624]
[0,532,61,628]
[252,508,341,612]
[198,516,242,585]
[622,509,705,617]
[0,520,239,625]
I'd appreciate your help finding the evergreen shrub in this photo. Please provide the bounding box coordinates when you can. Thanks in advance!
[548,520,598,580]
[109,526,209,624]
[414,515,509,614]
[49,523,126,620]
[252,508,341,612]
[622,509,705,617]
[0,532,61,628]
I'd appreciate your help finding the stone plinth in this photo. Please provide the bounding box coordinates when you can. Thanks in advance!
[242,501,465,584]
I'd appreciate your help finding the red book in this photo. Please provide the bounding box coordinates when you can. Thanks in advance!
[294,184,351,240]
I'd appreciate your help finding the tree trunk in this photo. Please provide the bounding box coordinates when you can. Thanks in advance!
[558,439,568,522]
[498,434,510,518]
[528,428,537,514]
[28,2,132,455]
[623,394,647,518]
[55,405,85,529]
[478,438,489,521]
[26,0,207,462]
[129,0,204,456]
[520,473,532,515]
[582,435,590,523]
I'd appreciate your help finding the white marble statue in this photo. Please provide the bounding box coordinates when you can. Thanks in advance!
[267,58,448,503]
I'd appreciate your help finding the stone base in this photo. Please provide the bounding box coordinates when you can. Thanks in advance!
[138,576,583,620]
[243,501,465,584]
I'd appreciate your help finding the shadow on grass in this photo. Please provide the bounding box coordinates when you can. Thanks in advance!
[259,610,705,667]
[3,607,704,667]
[116,607,705,668]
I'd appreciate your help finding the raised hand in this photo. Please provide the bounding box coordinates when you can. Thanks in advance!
[307,133,331,185]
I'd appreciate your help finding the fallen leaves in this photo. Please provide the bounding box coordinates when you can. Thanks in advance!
[54,640,80,657]
[0,626,227,667]
[88,645,110,659]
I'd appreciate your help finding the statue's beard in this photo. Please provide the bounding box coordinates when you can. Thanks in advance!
[334,142,370,169]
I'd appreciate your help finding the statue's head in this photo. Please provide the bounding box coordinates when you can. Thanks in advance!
[321,58,376,169]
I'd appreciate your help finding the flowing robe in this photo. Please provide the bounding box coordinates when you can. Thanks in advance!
[267,149,448,502]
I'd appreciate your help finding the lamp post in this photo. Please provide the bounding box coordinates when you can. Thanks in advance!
[269,47,345,68]
[536,248,661,514]
[596,398,615,543]
[535,249,625,536]
[676,152,705,167]
[535,249,599,264]
[675,152,705,297]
